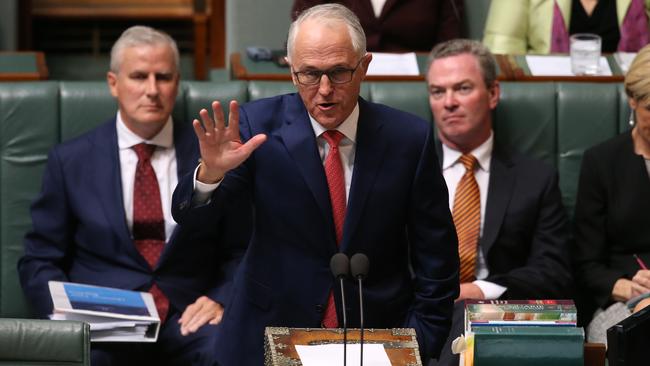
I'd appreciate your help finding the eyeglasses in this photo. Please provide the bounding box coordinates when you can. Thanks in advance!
[293,58,364,85]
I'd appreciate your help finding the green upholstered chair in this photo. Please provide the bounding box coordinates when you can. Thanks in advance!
[0,318,90,365]
[0,82,60,318]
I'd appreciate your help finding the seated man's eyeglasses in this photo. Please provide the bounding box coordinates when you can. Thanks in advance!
[293,58,364,85]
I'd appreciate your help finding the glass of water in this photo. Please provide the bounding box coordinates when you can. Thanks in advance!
[570,33,602,75]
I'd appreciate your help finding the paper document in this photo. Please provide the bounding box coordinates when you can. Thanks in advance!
[367,52,419,76]
[295,344,391,366]
[614,52,637,74]
[49,281,160,342]
[526,55,612,76]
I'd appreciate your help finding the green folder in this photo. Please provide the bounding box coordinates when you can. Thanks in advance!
[473,326,584,366]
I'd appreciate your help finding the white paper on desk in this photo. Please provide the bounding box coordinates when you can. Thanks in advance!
[367,52,419,75]
[526,55,612,76]
[295,344,391,366]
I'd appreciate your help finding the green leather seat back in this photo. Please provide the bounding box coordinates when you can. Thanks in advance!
[60,81,187,142]
[496,82,557,167]
[59,82,116,141]
[556,82,621,218]
[369,82,432,121]
[617,83,633,133]
[0,318,90,365]
[0,82,60,318]
[184,81,249,125]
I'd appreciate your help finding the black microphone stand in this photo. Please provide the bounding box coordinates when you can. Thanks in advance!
[330,253,349,366]
[350,253,369,366]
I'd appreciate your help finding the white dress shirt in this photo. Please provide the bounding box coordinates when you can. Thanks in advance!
[116,113,177,243]
[441,132,507,299]
[370,0,388,18]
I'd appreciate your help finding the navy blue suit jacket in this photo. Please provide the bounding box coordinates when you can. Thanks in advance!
[18,118,250,319]
[173,94,459,365]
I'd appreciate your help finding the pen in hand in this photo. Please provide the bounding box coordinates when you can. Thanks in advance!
[633,254,648,270]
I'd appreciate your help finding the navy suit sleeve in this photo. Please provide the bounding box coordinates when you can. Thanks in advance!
[17,148,72,318]
[404,122,460,360]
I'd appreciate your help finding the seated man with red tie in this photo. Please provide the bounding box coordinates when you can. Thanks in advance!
[17,25,251,366]
[425,39,573,366]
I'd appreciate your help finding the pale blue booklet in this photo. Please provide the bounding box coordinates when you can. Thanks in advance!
[48,281,160,342]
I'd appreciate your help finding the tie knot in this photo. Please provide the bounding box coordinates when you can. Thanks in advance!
[321,130,345,148]
[459,154,478,172]
[133,143,156,162]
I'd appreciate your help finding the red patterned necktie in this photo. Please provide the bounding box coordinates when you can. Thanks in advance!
[133,143,169,322]
[453,154,480,283]
[321,130,346,328]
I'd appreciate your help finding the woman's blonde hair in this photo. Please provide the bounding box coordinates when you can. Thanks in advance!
[625,44,650,102]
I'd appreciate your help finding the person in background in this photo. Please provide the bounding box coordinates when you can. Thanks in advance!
[574,43,650,343]
[173,4,459,365]
[291,0,464,52]
[17,25,251,366]
[484,0,650,54]
[426,39,573,366]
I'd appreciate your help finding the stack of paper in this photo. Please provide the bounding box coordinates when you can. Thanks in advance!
[49,281,160,342]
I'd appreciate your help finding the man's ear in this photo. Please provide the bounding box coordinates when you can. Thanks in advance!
[107,71,119,98]
[360,53,373,78]
[488,80,500,110]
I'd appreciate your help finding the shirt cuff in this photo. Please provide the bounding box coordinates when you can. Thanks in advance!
[473,280,507,300]
[192,164,220,205]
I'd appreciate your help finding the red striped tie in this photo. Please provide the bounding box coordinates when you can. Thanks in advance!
[453,154,480,283]
[133,143,169,322]
[321,130,346,328]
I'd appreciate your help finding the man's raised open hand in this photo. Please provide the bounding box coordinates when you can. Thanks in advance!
[192,100,266,183]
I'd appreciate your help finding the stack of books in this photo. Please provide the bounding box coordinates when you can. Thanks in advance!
[460,300,584,366]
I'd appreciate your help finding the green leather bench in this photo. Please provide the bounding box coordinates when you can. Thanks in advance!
[0,80,630,320]
[0,318,90,365]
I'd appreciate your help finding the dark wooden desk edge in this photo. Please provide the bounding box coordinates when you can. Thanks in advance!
[584,342,606,366]
[0,51,49,81]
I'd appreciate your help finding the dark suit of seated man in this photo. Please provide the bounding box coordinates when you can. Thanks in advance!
[425,39,573,366]
[17,25,251,366]
[172,4,460,365]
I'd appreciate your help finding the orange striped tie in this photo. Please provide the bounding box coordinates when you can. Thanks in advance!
[453,154,480,283]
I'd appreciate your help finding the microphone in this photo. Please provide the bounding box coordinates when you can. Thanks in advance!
[330,253,350,366]
[350,253,369,366]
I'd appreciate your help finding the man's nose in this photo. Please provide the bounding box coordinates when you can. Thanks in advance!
[145,74,159,96]
[443,90,458,109]
[318,74,333,95]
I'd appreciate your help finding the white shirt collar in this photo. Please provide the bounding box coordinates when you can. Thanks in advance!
[442,131,494,172]
[309,103,359,143]
[116,112,174,150]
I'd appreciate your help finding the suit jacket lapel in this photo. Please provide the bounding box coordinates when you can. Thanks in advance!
[342,99,386,251]
[279,95,334,237]
[480,145,515,256]
[90,120,146,264]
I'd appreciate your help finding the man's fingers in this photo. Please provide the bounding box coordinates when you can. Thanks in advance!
[236,134,267,157]
[199,108,215,132]
[211,101,226,130]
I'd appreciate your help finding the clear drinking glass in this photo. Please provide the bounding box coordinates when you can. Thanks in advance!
[570,33,602,75]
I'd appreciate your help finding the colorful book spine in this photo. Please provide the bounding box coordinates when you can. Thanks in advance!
[464,299,577,332]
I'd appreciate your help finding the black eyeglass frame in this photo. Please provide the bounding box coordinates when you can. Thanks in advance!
[292,57,365,86]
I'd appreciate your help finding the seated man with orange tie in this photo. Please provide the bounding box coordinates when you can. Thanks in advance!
[17,26,251,366]
[425,39,573,366]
